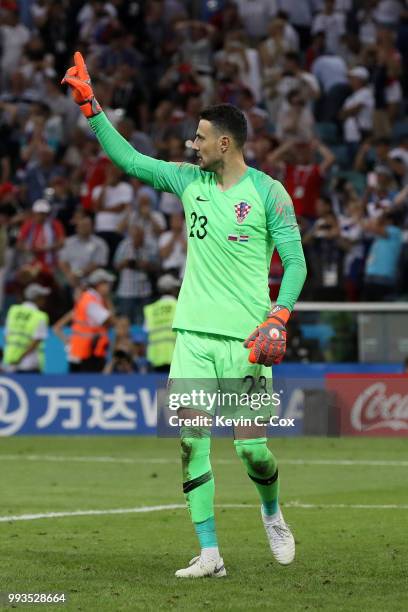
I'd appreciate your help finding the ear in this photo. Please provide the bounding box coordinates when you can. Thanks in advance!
[219,135,230,153]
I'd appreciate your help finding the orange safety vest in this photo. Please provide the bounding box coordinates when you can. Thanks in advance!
[70,290,110,360]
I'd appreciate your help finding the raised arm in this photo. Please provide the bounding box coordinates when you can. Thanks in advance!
[313,139,335,175]
[62,52,200,197]
[266,139,295,165]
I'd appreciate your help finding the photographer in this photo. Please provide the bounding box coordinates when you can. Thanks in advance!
[302,196,344,300]
[103,349,136,374]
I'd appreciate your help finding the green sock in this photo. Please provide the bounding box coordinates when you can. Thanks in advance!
[181,428,215,524]
[234,438,279,516]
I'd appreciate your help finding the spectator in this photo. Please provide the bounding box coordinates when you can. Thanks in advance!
[267,51,319,123]
[92,162,133,265]
[354,137,392,173]
[175,95,203,144]
[268,139,335,222]
[311,52,350,121]
[233,0,278,40]
[389,136,408,187]
[275,89,315,142]
[175,20,216,104]
[337,32,361,68]
[125,187,166,250]
[275,10,301,51]
[258,16,298,75]
[0,4,30,86]
[109,62,149,130]
[209,1,242,40]
[215,30,262,102]
[339,66,374,158]
[312,0,346,54]
[361,210,403,300]
[158,212,187,277]
[355,1,379,46]
[114,224,159,325]
[337,198,365,301]
[371,27,403,137]
[17,199,65,278]
[150,100,179,155]
[24,144,64,205]
[59,213,108,293]
[279,0,315,50]
[305,31,326,70]
[117,116,156,159]
[98,27,143,77]
[365,164,397,218]
[0,0,407,312]
[158,62,203,107]
[45,175,79,235]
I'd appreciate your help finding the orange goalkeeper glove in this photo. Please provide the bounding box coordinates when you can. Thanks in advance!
[61,51,101,118]
[244,305,290,366]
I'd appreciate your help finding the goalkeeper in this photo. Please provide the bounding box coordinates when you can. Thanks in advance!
[62,53,307,578]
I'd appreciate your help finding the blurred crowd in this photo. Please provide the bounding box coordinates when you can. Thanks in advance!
[0,0,408,336]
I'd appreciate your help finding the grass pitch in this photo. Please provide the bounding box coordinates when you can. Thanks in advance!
[0,436,407,611]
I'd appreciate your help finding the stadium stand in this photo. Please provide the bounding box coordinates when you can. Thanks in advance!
[0,0,407,370]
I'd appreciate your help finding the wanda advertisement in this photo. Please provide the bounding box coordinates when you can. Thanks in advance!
[325,374,408,437]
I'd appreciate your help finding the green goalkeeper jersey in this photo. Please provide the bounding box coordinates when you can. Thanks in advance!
[89,113,306,340]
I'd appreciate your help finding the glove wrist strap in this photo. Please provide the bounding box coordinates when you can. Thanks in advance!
[79,97,102,118]
[267,305,290,324]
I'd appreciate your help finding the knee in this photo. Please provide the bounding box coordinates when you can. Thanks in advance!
[234,438,271,476]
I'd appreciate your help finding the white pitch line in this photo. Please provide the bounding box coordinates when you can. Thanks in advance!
[0,454,408,467]
[1,502,408,523]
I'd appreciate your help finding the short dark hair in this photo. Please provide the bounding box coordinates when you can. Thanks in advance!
[200,104,247,149]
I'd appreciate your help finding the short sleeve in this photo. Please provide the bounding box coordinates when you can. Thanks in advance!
[86,301,110,326]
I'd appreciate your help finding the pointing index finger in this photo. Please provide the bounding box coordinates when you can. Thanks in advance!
[74,51,89,81]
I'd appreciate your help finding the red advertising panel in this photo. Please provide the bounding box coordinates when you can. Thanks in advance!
[325,374,408,436]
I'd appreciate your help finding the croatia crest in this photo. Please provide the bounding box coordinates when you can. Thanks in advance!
[234,201,251,224]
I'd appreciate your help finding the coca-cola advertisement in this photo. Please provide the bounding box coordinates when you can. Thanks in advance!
[326,374,408,436]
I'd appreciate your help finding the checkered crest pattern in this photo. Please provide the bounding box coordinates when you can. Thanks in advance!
[234,201,251,224]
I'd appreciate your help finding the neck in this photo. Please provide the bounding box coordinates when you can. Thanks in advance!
[215,155,248,191]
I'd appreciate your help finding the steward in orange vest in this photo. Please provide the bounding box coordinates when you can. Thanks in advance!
[69,269,115,372]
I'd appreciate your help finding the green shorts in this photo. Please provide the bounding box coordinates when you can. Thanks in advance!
[168,329,276,421]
